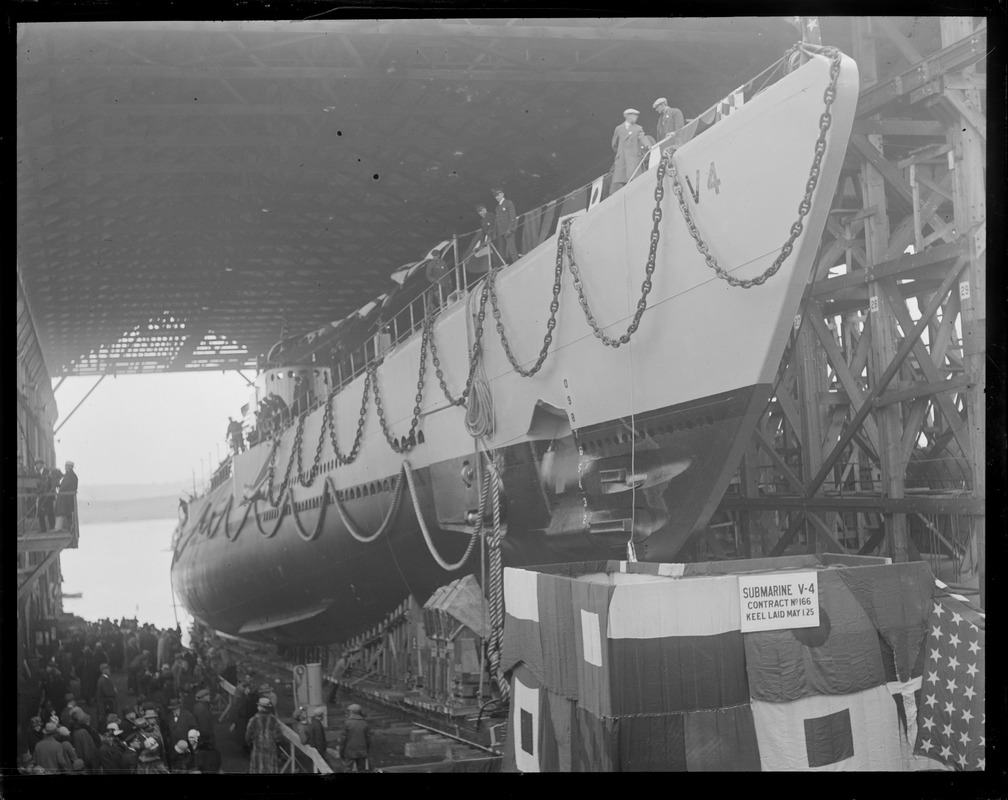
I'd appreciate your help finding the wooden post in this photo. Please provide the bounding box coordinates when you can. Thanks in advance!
[941,17,985,607]
[852,17,909,563]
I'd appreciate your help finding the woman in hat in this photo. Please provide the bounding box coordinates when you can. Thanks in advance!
[172,739,196,773]
[245,696,282,773]
[136,736,170,775]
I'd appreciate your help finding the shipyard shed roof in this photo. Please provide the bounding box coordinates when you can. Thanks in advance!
[15,17,939,376]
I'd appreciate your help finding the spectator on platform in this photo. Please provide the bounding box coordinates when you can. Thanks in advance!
[340,704,372,773]
[225,679,257,757]
[26,716,44,755]
[157,629,173,670]
[98,725,126,773]
[58,692,78,728]
[172,739,196,773]
[167,698,198,763]
[192,686,215,748]
[258,681,278,710]
[293,706,311,745]
[307,706,330,765]
[55,725,77,764]
[137,737,170,775]
[245,697,282,773]
[54,460,78,531]
[95,662,117,731]
[70,710,100,773]
[34,721,72,773]
[189,728,223,774]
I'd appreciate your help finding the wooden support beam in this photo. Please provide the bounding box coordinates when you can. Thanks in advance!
[768,512,807,558]
[855,25,987,118]
[941,16,986,608]
[752,428,804,494]
[875,374,973,408]
[941,87,987,142]
[805,255,967,502]
[852,119,948,137]
[17,548,63,601]
[850,134,914,208]
[876,276,972,460]
[720,494,983,516]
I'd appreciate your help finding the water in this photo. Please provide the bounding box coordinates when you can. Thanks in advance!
[59,517,193,643]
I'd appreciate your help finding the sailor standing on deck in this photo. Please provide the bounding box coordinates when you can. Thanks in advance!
[610,109,649,194]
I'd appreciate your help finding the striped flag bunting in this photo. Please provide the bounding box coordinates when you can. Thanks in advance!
[501,556,961,772]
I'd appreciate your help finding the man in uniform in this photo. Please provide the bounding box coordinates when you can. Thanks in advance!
[610,108,649,194]
[652,97,685,141]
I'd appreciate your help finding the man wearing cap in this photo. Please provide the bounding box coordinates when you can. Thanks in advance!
[192,686,216,747]
[245,696,282,773]
[53,460,78,531]
[340,704,372,773]
[492,188,519,265]
[653,97,686,142]
[34,721,73,773]
[611,108,649,194]
[56,724,78,765]
[95,662,117,731]
[307,706,330,766]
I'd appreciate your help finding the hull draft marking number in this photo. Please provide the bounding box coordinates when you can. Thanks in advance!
[683,162,720,204]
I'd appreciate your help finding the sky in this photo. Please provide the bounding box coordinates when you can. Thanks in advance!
[52,372,252,490]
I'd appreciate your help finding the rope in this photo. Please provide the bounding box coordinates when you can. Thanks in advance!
[402,460,479,572]
[327,473,405,544]
[482,454,509,701]
[464,355,494,438]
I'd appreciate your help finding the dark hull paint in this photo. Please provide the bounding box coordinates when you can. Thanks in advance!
[172,383,765,644]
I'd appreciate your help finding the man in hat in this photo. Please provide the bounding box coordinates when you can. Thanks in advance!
[167,697,198,764]
[245,696,282,773]
[69,708,100,772]
[172,739,196,773]
[258,681,278,710]
[610,108,649,194]
[492,188,519,265]
[653,97,685,141]
[53,460,78,531]
[34,720,73,773]
[98,724,126,773]
[95,662,117,731]
[58,692,78,728]
[141,708,165,755]
[192,686,216,747]
[340,703,372,773]
[189,728,223,774]
[56,725,78,764]
[307,706,330,766]
[293,706,311,745]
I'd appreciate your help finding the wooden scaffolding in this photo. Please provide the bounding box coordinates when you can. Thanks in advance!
[710,16,987,607]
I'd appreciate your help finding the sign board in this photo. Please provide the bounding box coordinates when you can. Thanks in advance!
[737,571,820,633]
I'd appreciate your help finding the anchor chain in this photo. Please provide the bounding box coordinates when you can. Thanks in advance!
[668,45,842,288]
[372,312,430,454]
[563,148,669,347]
[429,282,491,406]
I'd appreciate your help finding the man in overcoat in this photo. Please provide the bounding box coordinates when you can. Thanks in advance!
[610,108,649,194]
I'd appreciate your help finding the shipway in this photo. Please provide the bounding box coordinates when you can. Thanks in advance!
[171,46,860,646]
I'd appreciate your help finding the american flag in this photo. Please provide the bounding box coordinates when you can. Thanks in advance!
[914,590,985,770]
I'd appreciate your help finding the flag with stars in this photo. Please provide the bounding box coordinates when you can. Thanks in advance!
[913,592,985,770]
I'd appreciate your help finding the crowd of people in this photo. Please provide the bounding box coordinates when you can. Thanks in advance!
[18,617,372,775]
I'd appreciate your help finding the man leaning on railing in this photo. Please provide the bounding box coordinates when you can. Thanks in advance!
[53,460,77,532]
